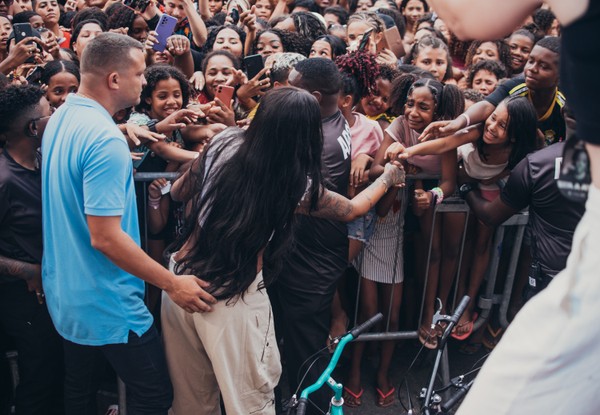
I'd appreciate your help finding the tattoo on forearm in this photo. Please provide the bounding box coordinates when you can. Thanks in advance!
[0,256,37,281]
[317,190,354,218]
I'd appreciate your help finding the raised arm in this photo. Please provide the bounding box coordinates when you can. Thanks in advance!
[183,0,208,48]
[396,125,482,159]
[297,162,405,221]
[418,100,495,142]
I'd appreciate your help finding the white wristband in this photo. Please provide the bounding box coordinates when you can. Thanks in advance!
[460,113,471,128]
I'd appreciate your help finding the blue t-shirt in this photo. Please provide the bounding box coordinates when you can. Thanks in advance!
[41,94,152,346]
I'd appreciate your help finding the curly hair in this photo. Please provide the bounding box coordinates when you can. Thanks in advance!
[135,64,191,114]
[253,28,311,56]
[466,59,507,88]
[463,88,485,104]
[532,8,556,34]
[40,60,81,86]
[465,40,512,76]
[0,85,45,133]
[335,50,380,98]
[291,11,326,41]
[203,24,247,55]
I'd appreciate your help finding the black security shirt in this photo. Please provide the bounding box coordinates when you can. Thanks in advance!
[280,110,352,294]
[0,151,42,283]
[501,142,585,276]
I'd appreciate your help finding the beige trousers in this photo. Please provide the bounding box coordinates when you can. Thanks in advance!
[162,255,281,415]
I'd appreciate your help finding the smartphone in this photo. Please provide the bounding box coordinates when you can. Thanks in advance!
[244,54,264,80]
[229,7,240,25]
[26,66,43,84]
[123,0,150,13]
[378,26,405,58]
[13,23,41,63]
[358,28,374,51]
[214,85,235,109]
[13,23,35,44]
[153,14,178,52]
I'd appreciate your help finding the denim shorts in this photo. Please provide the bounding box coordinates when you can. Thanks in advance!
[347,207,377,243]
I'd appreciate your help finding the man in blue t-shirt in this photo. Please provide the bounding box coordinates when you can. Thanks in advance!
[41,33,215,415]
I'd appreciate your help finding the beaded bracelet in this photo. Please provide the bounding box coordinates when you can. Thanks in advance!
[429,186,444,205]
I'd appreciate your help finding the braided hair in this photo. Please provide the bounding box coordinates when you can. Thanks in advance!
[291,11,326,42]
[335,50,380,98]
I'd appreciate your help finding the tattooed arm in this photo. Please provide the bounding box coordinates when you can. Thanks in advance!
[0,254,43,298]
[297,162,406,222]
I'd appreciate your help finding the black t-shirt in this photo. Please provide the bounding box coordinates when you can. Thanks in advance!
[0,151,43,283]
[486,77,566,146]
[501,142,585,276]
[279,110,352,295]
[561,2,600,144]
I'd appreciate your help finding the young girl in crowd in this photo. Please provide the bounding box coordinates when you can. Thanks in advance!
[464,39,512,77]
[358,65,400,131]
[346,11,398,66]
[399,0,428,45]
[310,34,347,60]
[106,3,149,43]
[387,96,538,340]
[40,60,80,109]
[506,28,536,76]
[205,24,246,58]
[253,28,310,57]
[407,35,454,84]
[466,59,507,97]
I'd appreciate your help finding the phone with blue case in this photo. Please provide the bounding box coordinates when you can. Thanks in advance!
[153,14,178,52]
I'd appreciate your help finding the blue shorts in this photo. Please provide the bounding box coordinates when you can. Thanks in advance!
[347,207,377,243]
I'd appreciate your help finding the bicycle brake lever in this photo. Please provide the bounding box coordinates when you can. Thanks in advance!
[431,298,451,328]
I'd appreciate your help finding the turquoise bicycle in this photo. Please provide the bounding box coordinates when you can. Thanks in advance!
[290,313,383,415]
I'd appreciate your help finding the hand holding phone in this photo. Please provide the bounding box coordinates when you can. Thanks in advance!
[243,54,265,80]
[214,85,235,109]
[153,14,178,52]
[358,28,374,51]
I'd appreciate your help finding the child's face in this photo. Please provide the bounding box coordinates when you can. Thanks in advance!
[523,45,559,91]
[213,28,243,57]
[360,78,391,117]
[356,0,373,11]
[204,55,236,99]
[402,0,425,25]
[472,41,499,65]
[208,0,223,14]
[254,0,273,19]
[130,15,149,43]
[309,40,333,59]
[164,0,187,22]
[46,71,79,109]
[508,34,533,73]
[256,31,283,57]
[483,102,510,146]
[413,46,448,82]
[147,78,183,120]
[472,69,498,97]
[404,86,435,132]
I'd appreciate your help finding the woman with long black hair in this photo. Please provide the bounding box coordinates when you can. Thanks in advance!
[161,86,404,415]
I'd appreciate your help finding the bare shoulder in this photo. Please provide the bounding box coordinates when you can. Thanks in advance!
[546,0,589,26]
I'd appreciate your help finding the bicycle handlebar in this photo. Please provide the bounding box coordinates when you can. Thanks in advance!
[440,379,474,412]
[296,399,308,415]
[349,312,383,339]
[450,295,470,326]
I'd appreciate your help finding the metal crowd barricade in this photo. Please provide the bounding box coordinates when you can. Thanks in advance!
[351,177,529,392]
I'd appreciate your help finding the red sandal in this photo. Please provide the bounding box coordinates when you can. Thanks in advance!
[343,386,363,407]
[375,387,396,408]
